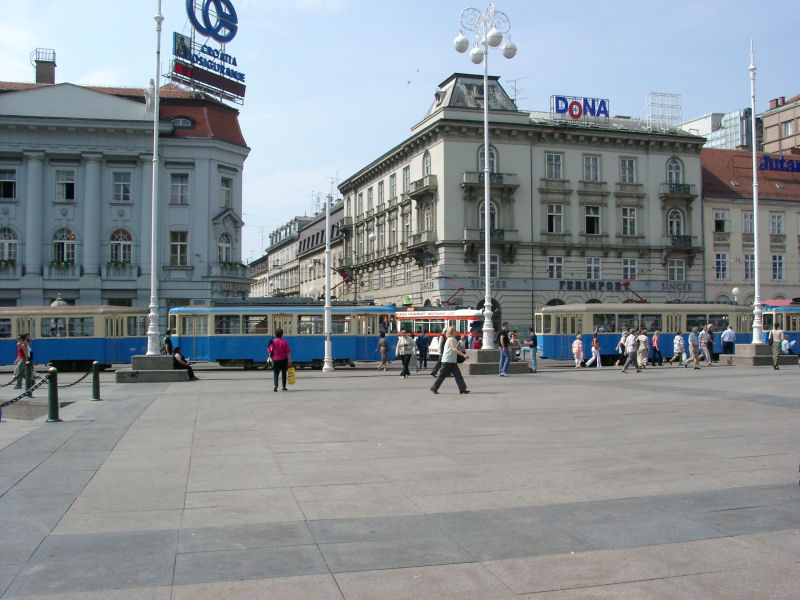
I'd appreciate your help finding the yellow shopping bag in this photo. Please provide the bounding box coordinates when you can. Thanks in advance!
[287,366,296,385]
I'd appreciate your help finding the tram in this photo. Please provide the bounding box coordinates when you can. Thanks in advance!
[534,303,754,361]
[0,305,148,370]
[168,304,397,368]
[395,307,483,356]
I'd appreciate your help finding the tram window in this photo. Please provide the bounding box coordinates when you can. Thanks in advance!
[398,318,414,332]
[196,316,209,335]
[708,314,729,331]
[686,314,706,331]
[618,314,638,331]
[331,314,351,334]
[592,313,616,333]
[244,315,270,334]
[786,315,799,332]
[414,320,429,334]
[430,319,445,334]
[42,317,67,337]
[179,316,193,336]
[641,314,662,331]
[214,315,241,335]
[297,314,323,335]
[68,318,94,337]
[168,315,176,334]
[542,315,551,334]
[763,313,773,330]
[535,314,543,334]
[0,318,10,338]
[773,314,784,329]
[127,316,147,336]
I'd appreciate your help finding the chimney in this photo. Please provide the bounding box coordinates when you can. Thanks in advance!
[31,48,56,84]
[769,98,779,109]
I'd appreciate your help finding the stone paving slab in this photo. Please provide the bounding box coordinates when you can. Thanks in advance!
[0,364,799,598]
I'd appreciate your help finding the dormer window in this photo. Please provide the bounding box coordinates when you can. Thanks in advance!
[172,117,194,129]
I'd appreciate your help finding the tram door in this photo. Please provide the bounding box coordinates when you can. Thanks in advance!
[554,315,570,357]
[104,316,126,363]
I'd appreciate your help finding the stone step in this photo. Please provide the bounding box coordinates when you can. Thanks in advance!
[115,369,191,383]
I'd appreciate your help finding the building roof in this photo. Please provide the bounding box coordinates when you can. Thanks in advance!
[702,148,800,200]
[0,81,246,147]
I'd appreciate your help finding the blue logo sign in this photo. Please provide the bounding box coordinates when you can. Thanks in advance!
[758,154,800,173]
[551,95,610,121]
[187,0,238,43]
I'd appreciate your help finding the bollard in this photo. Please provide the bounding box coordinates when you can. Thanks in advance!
[91,361,101,401]
[46,367,61,423]
[24,360,33,398]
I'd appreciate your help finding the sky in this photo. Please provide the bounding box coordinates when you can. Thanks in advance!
[3,0,798,263]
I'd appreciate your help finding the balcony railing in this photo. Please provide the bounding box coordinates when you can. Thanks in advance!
[102,263,138,280]
[47,262,79,279]
[408,174,438,198]
[209,263,248,277]
[659,182,696,196]
[670,235,692,247]
[408,231,436,246]
[0,263,20,279]
[463,171,520,188]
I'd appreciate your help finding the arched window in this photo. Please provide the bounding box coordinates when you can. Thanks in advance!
[667,158,683,184]
[109,229,132,264]
[218,232,232,263]
[422,151,432,176]
[667,210,684,236]
[478,145,497,173]
[52,228,76,263]
[0,228,18,262]
[478,201,497,232]
[546,299,565,306]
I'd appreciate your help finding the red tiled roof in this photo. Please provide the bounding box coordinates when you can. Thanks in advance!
[0,81,246,147]
[701,148,800,200]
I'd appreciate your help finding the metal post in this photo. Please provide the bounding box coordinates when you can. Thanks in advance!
[46,367,61,423]
[323,192,334,372]
[91,360,101,401]
[749,40,763,345]
[24,360,33,398]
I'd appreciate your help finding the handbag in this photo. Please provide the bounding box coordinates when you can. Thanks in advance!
[457,354,465,364]
[287,366,296,385]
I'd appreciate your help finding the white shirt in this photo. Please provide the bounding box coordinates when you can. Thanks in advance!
[721,328,735,343]
[698,330,708,346]
[625,334,637,353]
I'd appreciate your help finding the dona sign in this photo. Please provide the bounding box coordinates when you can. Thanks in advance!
[551,95,610,121]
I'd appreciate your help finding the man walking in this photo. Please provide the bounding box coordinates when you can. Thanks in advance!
[498,322,511,377]
[621,329,639,373]
[416,331,429,371]
[721,325,736,354]
[768,321,784,370]
[698,325,711,365]
[685,327,701,369]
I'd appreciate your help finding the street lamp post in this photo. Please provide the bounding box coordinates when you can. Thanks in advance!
[322,194,334,372]
[749,40,763,345]
[454,3,516,350]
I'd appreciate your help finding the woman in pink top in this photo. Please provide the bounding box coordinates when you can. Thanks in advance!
[267,328,292,392]
[571,335,584,369]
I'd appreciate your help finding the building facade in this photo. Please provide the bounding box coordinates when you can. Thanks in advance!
[702,148,800,304]
[762,94,800,154]
[0,56,250,312]
[336,73,706,330]
[681,109,759,150]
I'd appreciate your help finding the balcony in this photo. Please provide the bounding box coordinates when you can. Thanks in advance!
[210,263,248,278]
[408,231,436,246]
[102,263,138,280]
[338,216,353,231]
[463,171,519,188]
[463,228,515,241]
[658,182,696,197]
[408,175,438,201]
[0,262,19,279]
[47,262,79,279]
[670,235,692,247]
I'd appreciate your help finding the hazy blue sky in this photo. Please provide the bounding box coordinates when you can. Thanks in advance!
[3,0,798,261]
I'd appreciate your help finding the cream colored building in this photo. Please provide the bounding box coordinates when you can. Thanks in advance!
[762,94,800,154]
[336,73,706,329]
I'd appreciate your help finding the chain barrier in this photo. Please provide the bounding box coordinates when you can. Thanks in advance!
[57,367,93,389]
[0,375,50,409]
[0,375,17,388]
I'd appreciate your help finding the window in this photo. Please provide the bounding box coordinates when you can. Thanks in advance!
[402,213,410,239]
[479,201,497,232]
[220,176,232,208]
[622,258,637,280]
[170,173,189,205]
[621,207,637,236]
[402,166,410,193]
[547,204,563,233]
[772,254,784,280]
[218,232,232,263]
[170,231,188,266]
[742,211,754,234]
[770,212,784,235]
[782,121,794,137]
[586,257,601,280]
[172,117,193,128]
[388,217,397,247]
[545,152,563,179]
[423,258,432,280]
[378,268,384,289]
[479,146,497,173]
[714,253,728,279]
[619,158,636,183]
[668,258,685,281]
[547,256,563,279]
[389,174,397,199]
[423,151,431,176]
[585,205,600,235]
[479,254,499,278]
[583,155,600,182]
[423,206,432,231]
[378,181,384,204]
[112,172,131,203]
[666,158,683,184]
[0,170,16,199]
[667,209,684,236]
[377,223,385,248]
[367,187,374,210]
[404,261,411,284]
[713,210,729,233]
[744,253,754,280]
[391,264,398,287]
[110,229,132,264]
[56,170,75,201]
[357,192,363,214]
[52,228,76,263]
[0,228,17,262]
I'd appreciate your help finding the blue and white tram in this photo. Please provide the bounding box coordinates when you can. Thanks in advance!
[168,304,398,368]
[534,303,754,362]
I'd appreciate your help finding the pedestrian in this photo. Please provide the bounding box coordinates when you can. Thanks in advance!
[571,335,584,368]
[375,331,388,371]
[768,321,784,370]
[585,332,601,368]
[637,329,650,368]
[12,334,28,389]
[614,329,628,367]
[430,325,470,394]
[707,325,716,363]
[24,333,39,380]
[267,328,292,390]
[498,321,511,376]
[669,330,685,366]
[520,327,537,373]
[416,331,429,370]
[698,325,712,365]
[721,324,736,354]
[395,330,415,379]
[685,327,701,369]
[162,330,174,355]
[511,330,521,360]
[466,330,474,349]
[172,346,198,381]
[621,329,639,373]
[651,330,663,366]
[408,332,419,373]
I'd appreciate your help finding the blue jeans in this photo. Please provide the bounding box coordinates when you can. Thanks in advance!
[499,348,511,374]
[519,347,537,371]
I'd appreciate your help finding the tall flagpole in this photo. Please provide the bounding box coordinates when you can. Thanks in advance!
[749,40,763,345]
[146,0,164,355]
